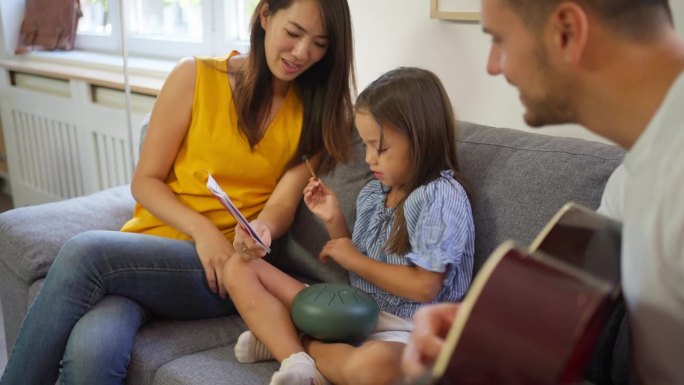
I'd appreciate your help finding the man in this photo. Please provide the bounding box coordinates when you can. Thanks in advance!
[402,0,684,384]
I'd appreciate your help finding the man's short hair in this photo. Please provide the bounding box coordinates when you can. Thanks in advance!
[502,0,673,40]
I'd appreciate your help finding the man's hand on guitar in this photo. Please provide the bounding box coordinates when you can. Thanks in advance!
[401,303,460,380]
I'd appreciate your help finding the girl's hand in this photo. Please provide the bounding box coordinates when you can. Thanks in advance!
[318,237,360,269]
[193,226,235,299]
[233,219,272,261]
[303,178,342,224]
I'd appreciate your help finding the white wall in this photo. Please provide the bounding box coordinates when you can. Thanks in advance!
[0,0,23,58]
[348,0,684,143]
[1,1,682,143]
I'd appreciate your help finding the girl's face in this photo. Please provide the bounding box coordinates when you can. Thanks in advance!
[260,0,329,88]
[355,110,413,190]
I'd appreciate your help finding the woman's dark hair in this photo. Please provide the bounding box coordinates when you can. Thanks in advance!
[232,0,355,169]
[355,67,468,255]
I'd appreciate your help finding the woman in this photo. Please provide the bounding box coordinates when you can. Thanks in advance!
[0,0,354,384]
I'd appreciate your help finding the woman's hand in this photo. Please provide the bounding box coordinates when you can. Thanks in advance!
[192,225,236,299]
[303,178,342,224]
[233,219,272,261]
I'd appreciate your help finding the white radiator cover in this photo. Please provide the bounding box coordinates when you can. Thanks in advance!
[10,108,85,201]
[0,69,152,207]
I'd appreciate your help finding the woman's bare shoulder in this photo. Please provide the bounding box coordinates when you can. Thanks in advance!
[165,56,197,84]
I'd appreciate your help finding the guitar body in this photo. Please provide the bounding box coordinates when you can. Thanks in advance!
[436,247,619,385]
[419,203,622,385]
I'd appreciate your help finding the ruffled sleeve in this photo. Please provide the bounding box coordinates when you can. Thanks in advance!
[404,171,474,275]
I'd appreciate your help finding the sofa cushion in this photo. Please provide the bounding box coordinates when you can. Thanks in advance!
[457,122,625,271]
[151,346,278,385]
[0,185,134,284]
[127,316,251,385]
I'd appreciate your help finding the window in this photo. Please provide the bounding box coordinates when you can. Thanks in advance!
[76,0,257,60]
[127,0,204,41]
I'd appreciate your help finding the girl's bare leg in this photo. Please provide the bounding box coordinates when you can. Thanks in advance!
[224,258,330,385]
[305,338,405,385]
[223,257,305,360]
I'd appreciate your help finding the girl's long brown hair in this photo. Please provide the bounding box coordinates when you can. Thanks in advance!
[355,67,468,255]
[232,0,355,170]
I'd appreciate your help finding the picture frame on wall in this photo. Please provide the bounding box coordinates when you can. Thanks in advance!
[430,0,480,21]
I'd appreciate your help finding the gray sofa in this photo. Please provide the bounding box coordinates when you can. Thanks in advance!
[0,121,626,385]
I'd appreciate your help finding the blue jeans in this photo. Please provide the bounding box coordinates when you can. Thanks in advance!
[0,230,236,385]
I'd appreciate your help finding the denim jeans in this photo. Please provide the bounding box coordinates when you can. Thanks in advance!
[0,230,237,385]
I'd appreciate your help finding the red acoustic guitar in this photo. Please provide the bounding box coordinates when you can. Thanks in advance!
[412,203,622,385]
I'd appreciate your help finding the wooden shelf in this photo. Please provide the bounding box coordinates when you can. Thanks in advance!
[0,57,165,96]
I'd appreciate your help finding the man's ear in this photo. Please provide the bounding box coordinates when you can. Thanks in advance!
[259,3,271,30]
[547,2,589,64]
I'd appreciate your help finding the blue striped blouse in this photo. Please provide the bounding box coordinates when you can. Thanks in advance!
[350,170,475,319]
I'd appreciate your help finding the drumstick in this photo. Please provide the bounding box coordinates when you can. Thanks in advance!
[303,155,317,179]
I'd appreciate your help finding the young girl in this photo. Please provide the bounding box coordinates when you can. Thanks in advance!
[225,67,475,385]
[0,0,354,384]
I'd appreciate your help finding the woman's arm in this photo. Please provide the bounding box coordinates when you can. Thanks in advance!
[235,154,322,260]
[132,57,203,236]
[263,151,327,234]
[319,239,445,302]
[258,163,311,238]
[131,57,234,298]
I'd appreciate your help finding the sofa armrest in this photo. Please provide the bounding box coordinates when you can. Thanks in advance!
[0,185,135,285]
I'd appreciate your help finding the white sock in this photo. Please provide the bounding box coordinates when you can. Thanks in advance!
[234,330,275,363]
[269,352,330,385]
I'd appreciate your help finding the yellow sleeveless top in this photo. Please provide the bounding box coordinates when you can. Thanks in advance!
[120,55,304,240]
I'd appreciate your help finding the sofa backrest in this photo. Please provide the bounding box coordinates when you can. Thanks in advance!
[275,120,625,282]
[457,121,625,272]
